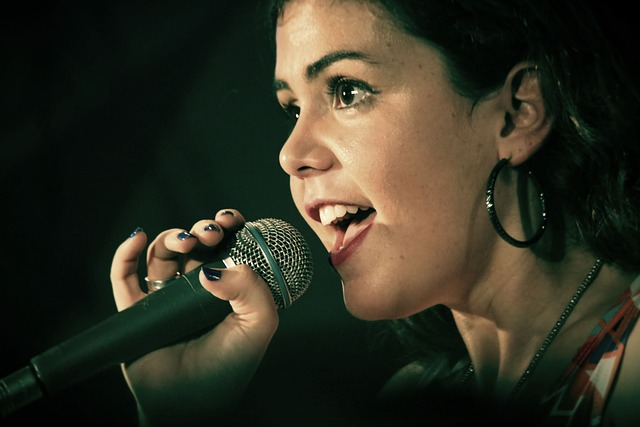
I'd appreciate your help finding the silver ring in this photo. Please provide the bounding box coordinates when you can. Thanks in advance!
[144,272,181,291]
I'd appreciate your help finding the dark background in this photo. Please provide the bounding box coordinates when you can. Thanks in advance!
[0,2,397,425]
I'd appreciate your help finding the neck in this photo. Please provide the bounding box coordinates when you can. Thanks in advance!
[452,252,632,401]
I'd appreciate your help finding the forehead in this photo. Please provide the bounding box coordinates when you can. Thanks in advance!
[274,0,405,73]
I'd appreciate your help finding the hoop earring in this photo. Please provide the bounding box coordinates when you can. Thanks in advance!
[485,158,547,248]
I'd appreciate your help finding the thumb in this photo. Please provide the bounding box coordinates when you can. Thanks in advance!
[199,264,279,326]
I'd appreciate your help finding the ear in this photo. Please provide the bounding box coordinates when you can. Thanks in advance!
[496,63,552,166]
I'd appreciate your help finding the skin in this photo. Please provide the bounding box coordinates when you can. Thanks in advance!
[110,0,640,423]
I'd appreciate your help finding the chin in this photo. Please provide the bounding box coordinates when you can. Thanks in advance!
[343,293,410,321]
[341,281,432,321]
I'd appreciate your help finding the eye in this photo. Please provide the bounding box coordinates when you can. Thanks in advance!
[281,103,300,121]
[327,77,374,109]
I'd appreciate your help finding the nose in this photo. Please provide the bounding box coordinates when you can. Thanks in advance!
[279,116,334,177]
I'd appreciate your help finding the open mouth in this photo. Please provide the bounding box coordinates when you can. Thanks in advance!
[318,204,376,254]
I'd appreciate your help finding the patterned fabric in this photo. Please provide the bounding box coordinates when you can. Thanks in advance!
[541,274,640,426]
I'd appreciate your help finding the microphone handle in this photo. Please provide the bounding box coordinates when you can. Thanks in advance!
[1,260,229,417]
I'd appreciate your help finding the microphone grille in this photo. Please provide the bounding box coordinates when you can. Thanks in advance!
[227,218,313,309]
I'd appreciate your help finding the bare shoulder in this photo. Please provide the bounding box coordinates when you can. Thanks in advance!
[377,362,427,400]
[604,315,640,426]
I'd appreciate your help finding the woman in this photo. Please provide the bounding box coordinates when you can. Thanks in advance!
[110,0,640,425]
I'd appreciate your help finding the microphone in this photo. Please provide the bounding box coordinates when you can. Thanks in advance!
[0,218,313,417]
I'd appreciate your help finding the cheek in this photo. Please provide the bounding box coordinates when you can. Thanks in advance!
[382,96,475,190]
[363,120,442,199]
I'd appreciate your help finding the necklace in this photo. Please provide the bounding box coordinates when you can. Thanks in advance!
[458,258,603,399]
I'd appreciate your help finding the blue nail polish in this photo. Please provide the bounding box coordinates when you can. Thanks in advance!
[129,227,144,238]
[204,223,221,233]
[202,267,222,281]
[177,231,195,241]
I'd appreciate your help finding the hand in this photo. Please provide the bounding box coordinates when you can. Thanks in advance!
[110,209,279,425]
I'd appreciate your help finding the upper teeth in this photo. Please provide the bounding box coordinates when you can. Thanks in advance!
[319,204,367,225]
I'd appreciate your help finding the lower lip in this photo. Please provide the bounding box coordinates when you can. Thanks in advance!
[329,222,373,268]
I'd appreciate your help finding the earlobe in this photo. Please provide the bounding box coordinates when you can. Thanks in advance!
[497,64,552,166]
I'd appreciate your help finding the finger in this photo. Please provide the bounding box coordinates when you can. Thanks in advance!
[110,227,148,311]
[181,210,247,272]
[191,220,226,246]
[146,228,198,282]
[182,220,226,272]
[214,208,246,231]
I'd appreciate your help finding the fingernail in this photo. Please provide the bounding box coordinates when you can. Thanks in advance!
[177,231,195,240]
[204,223,221,233]
[219,210,235,216]
[202,267,222,281]
[129,227,144,238]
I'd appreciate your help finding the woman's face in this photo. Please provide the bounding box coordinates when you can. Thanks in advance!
[275,0,499,320]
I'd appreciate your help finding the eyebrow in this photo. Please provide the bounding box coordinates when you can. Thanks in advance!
[273,50,373,92]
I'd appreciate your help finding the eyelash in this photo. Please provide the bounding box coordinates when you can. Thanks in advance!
[326,75,376,110]
[279,76,376,121]
[282,104,300,121]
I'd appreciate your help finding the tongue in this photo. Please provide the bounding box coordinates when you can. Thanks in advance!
[332,228,347,253]
[332,211,376,252]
